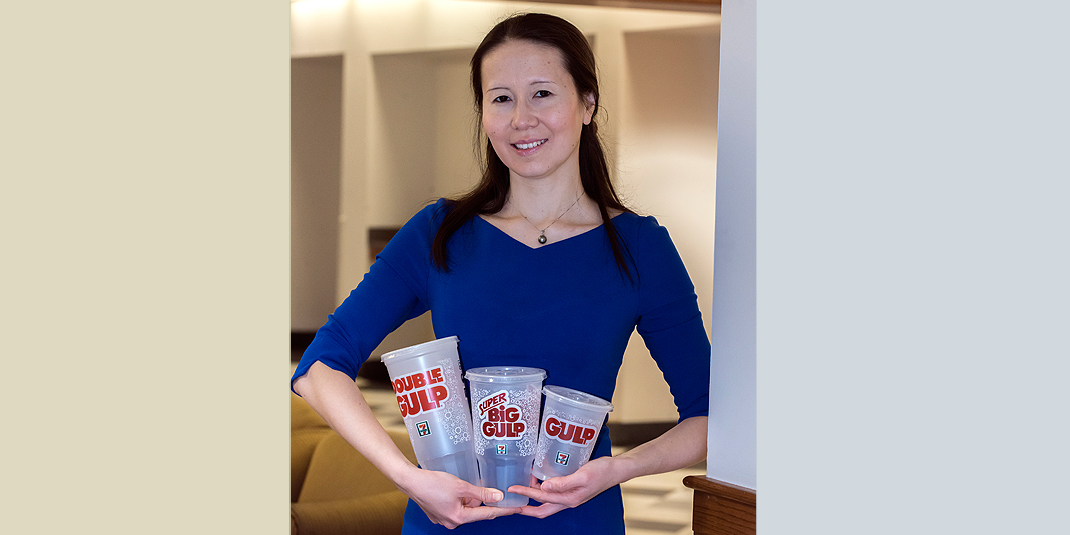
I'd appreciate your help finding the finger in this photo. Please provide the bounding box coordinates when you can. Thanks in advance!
[461,504,524,523]
[539,477,566,493]
[473,486,506,505]
[517,502,567,519]
[506,484,549,502]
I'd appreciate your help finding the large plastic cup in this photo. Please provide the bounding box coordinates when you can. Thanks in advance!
[381,336,479,486]
[465,366,547,507]
[532,385,613,481]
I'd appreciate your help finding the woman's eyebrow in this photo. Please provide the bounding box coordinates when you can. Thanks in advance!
[486,80,556,93]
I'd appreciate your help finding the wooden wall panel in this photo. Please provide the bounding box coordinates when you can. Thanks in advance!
[683,476,756,535]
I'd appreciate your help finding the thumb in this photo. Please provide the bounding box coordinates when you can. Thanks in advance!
[475,486,505,505]
[541,476,572,493]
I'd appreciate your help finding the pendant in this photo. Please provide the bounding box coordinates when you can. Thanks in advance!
[538,233,548,244]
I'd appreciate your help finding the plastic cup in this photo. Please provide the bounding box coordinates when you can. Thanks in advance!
[532,385,613,481]
[465,366,547,507]
[381,336,479,486]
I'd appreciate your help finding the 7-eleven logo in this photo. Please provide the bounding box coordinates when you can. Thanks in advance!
[496,444,508,455]
[416,421,431,437]
[555,451,570,466]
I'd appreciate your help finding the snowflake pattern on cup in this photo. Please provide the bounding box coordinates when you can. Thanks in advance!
[436,357,472,445]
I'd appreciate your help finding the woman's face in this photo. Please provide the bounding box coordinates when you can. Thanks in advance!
[480,39,595,184]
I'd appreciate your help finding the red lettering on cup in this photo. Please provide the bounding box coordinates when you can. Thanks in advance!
[392,366,450,418]
[393,367,446,394]
[580,427,597,443]
[543,416,598,446]
[480,402,526,440]
[478,391,509,417]
[482,421,526,439]
[546,416,562,436]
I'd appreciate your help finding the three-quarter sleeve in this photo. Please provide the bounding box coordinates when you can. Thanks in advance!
[633,216,712,422]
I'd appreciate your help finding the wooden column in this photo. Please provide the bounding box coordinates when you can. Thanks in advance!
[683,476,756,535]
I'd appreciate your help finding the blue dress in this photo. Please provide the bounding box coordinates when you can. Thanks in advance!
[291,199,711,534]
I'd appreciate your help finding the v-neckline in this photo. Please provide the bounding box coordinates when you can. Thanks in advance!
[475,213,622,250]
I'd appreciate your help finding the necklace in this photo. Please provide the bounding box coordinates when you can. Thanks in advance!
[513,191,584,245]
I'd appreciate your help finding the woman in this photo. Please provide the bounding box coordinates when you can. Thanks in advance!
[292,12,711,534]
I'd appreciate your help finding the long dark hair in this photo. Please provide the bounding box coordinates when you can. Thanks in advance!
[430,12,633,278]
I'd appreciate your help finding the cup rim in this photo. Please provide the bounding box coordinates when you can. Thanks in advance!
[464,366,547,383]
[381,336,459,365]
[543,385,614,412]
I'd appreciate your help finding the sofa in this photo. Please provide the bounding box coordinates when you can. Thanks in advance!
[291,392,417,535]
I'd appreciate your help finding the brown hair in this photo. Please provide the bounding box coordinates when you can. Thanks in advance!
[430,12,633,278]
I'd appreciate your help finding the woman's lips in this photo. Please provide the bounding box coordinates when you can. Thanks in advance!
[511,139,547,155]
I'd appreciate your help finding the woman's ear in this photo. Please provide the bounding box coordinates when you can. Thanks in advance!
[582,93,596,125]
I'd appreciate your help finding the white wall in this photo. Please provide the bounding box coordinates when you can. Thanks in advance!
[291,56,343,331]
[706,0,756,491]
[291,0,721,422]
[432,49,484,199]
[367,52,440,226]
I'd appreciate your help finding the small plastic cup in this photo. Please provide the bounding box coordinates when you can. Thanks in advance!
[381,336,479,486]
[465,366,547,507]
[532,385,613,481]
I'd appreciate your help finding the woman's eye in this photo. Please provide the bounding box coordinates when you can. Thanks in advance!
[492,95,511,103]
[534,90,552,98]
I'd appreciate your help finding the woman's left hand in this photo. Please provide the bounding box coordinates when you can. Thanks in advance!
[509,416,709,519]
[507,456,621,518]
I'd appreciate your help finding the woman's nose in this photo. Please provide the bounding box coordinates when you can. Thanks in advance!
[511,101,537,129]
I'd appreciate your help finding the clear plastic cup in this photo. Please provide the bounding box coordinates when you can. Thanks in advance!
[532,385,613,481]
[465,366,547,507]
[381,336,479,486]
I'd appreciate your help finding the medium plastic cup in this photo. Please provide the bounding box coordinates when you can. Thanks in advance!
[465,366,547,507]
[532,385,613,481]
[381,336,479,486]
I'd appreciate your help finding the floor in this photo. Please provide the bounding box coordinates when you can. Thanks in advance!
[292,361,701,534]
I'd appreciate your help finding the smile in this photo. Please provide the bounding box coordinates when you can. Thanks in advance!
[512,140,547,150]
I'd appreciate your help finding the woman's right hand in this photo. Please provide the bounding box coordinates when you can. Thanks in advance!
[296,364,517,528]
[398,465,522,529]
